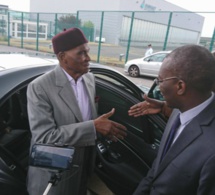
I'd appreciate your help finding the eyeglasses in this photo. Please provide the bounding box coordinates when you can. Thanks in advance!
[154,77,179,85]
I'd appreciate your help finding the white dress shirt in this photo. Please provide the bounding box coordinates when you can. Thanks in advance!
[63,69,92,121]
[172,92,214,144]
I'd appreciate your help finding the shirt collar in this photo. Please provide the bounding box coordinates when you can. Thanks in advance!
[180,92,214,126]
[62,68,83,85]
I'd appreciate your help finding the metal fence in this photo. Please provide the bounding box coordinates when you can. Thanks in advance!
[0,10,215,65]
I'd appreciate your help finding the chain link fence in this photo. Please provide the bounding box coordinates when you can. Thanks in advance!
[0,10,215,65]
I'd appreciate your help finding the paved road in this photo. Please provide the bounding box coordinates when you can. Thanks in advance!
[112,65,154,88]
[0,45,49,54]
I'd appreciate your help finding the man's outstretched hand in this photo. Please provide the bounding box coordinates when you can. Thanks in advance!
[94,108,127,141]
[128,94,172,118]
[128,94,165,117]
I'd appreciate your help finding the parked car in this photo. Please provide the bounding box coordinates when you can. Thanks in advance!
[0,53,167,195]
[95,37,106,43]
[124,51,171,77]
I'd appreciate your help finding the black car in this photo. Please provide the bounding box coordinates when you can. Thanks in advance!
[0,53,166,195]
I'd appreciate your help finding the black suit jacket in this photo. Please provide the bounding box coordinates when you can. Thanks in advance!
[133,97,215,195]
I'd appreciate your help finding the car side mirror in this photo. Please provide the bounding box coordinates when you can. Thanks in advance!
[148,82,164,101]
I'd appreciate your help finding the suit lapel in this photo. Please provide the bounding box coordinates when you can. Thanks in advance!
[154,98,215,178]
[83,75,97,119]
[155,121,202,177]
[54,65,83,122]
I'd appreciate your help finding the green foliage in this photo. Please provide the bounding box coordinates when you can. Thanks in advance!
[0,36,8,41]
[83,21,94,29]
[57,14,81,31]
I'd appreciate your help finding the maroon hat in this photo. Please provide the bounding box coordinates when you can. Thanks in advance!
[52,28,88,54]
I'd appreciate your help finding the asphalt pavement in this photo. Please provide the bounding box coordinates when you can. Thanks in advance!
[0,45,49,54]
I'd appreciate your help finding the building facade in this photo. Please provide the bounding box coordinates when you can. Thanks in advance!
[29,0,204,48]
[0,5,48,40]
[1,1,204,50]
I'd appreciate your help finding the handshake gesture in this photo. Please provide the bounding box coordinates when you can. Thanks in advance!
[94,108,127,141]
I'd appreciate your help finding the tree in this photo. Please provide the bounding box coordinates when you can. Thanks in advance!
[57,14,81,31]
[83,21,94,29]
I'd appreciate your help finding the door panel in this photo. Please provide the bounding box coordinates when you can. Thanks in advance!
[95,80,160,194]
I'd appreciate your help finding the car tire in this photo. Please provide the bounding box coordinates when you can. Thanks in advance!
[128,65,139,77]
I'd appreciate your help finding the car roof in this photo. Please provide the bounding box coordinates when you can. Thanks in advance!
[127,50,171,62]
[0,53,58,71]
[148,50,171,55]
[0,53,120,72]
[0,53,126,101]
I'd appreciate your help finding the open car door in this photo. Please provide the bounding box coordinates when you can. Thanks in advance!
[91,66,167,195]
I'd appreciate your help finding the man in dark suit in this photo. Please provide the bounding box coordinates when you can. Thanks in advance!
[129,44,215,195]
[27,28,127,195]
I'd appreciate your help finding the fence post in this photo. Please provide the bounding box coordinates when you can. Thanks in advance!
[21,12,24,48]
[54,13,58,35]
[76,11,79,27]
[97,11,104,63]
[163,12,172,51]
[209,27,215,52]
[125,11,135,63]
[7,11,10,46]
[49,21,52,38]
[1,16,3,36]
[36,13,39,51]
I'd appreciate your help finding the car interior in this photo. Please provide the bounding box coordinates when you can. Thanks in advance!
[0,85,30,194]
[0,86,30,169]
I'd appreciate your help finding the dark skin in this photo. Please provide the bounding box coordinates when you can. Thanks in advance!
[58,43,91,81]
[57,43,127,141]
[158,58,212,113]
[128,94,172,118]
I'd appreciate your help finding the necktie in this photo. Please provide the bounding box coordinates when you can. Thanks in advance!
[161,114,181,161]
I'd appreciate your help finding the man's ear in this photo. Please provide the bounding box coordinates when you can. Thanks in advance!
[57,52,66,63]
[177,80,186,95]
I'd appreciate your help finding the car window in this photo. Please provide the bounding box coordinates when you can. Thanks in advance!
[144,53,167,62]
[95,79,154,143]
[93,73,143,99]
[148,82,164,101]
[152,85,164,101]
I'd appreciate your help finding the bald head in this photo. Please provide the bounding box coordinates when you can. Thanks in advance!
[163,44,215,93]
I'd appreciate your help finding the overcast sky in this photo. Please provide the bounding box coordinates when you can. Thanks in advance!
[0,0,29,11]
[165,0,215,12]
[0,0,214,12]
[165,0,215,37]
